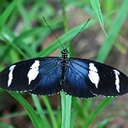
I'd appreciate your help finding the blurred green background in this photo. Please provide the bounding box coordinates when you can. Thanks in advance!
[0,0,128,128]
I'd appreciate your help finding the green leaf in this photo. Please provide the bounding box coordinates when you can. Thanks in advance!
[97,118,113,128]
[0,1,17,31]
[96,0,128,62]
[61,92,72,128]
[32,95,50,128]
[83,97,114,128]
[90,0,107,36]
[42,96,58,128]
[9,92,44,128]
[0,123,15,128]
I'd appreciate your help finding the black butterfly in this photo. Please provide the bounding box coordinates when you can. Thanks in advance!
[0,48,128,98]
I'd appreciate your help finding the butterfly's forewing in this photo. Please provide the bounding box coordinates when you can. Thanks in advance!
[84,59,128,96]
[0,57,61,95]
[0,59,40,91]
[63,58,128,98]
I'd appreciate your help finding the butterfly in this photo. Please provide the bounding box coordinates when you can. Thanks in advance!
[0,48,128,98]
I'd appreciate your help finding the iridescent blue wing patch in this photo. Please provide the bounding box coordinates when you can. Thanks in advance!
[29,57,61,95]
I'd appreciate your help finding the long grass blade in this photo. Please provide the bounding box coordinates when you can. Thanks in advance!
[90,0,107,36]
[0,123,14,128]
[83,97,114,128]
[42,96,58,128]
[32,95,50,128]
[9,92,44,128]
[96,0,128,62]
[0,1,17,31]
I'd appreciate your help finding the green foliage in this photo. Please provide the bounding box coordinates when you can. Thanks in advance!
[0,0,127,128]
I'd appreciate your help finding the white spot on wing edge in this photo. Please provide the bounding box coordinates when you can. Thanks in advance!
[27,60,40,85]
[88,63,100,88]
[8,65,16,87]
[113,69,120,92]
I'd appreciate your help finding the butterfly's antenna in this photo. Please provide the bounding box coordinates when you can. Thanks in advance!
[66,18,90,48]
[42,17,64,50]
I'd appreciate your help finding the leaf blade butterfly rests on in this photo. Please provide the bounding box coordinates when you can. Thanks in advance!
[1,19,128,98]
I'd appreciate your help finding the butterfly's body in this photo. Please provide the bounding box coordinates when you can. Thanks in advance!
[0,49,128,98]
[60,49,68,86]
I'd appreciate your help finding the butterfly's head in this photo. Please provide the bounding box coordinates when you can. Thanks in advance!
[61,49,68,58]
[61,49,68,54]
